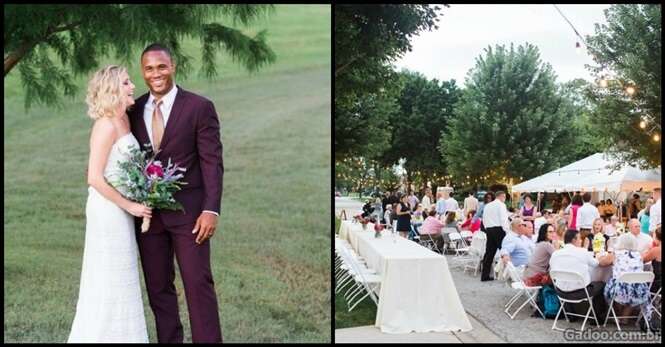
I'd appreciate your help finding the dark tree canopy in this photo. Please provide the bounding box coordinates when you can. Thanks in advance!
[334,4,443,158]
[584,4,661,169]
[440,43,577,184]
[4,4,276,109]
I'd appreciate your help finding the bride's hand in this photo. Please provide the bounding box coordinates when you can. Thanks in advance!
[127,202,152,218]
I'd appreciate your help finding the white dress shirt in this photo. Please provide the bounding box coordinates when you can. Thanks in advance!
[445,197,459,214]
[421,195,432,211]
[143,85,218,217]
[482,199,511,233]
[576,202,600,230]
[649,198,661,232]
[144,85,178,146]
[632,232,653,253]
[549,244,599,291]
[464,196,479,215]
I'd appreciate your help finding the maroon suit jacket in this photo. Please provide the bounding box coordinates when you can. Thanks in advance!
[129,86,224,228]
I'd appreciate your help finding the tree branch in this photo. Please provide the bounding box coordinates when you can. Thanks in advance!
[335,57,359,77]
[4,20,84,77]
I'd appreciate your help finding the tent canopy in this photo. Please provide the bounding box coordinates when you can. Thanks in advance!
[512,153,661,193]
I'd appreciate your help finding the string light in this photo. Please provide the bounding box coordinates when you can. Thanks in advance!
[639,119,647,129]
[654,134,660,142]
[575,41,582,55]
[599,78,608,88]
[625,85,636,96]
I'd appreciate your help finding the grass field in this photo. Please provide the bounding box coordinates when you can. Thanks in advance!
[4,5,331,343]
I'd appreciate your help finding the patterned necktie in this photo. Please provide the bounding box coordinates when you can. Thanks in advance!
[152,99,164,151]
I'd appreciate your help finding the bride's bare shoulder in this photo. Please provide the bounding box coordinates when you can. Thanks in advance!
[90,117,116,143]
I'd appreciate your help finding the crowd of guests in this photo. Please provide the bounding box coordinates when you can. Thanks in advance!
[357,185,661,330]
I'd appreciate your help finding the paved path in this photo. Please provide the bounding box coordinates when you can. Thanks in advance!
[335,197,364,220]
[445,254,661,343]
[335,312,505,343]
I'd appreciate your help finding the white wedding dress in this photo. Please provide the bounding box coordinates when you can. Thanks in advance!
[68,133,149,343]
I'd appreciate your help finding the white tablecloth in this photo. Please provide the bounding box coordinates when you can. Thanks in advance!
[339,221,472,334]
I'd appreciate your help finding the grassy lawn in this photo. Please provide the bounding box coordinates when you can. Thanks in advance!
[4,5,331,343]
[333,217,377,329]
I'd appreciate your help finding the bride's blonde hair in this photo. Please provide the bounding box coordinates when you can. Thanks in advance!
[86,65,128,120]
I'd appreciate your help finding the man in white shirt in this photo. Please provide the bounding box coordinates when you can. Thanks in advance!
[628,218,653,253]
[445,191,460,216]
[576,192,600,233]
[649,188,661,235]
[576,192,600,250]
[480,191,511,281]
[550,229,613,319]
[421,188,433,211]
[463,191,479,218]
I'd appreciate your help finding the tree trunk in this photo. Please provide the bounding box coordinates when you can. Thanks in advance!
[4,41,34,77]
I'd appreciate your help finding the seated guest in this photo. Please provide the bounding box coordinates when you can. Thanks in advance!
[627,218,653,253]
[383,204,393,228]
[361,199,374,218]
[549,229,614,320]
[499,217,533,268]
[534,210,551,238]
[641,226,661,292]
[604,216,619,237]
[522,220,537,251]
[460,210,481,233]
[523,223,556,286]
[441,211,461,246]
[604,233,655,325]
[419,209,445,251]
[587,218,610,252]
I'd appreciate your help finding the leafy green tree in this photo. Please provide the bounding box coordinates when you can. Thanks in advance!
[558,78,606,163]
[4,4,276,109]
[335,4,443,158]
[381,70,461,189]
[440,43,577,183]
[584,4,661,169]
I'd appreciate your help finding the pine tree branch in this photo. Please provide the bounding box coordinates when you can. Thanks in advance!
[4,20,84,77]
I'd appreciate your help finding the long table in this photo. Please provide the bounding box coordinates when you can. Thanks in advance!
[339,221,472,334]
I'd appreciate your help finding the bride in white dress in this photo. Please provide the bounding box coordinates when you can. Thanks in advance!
[68,65,152,343]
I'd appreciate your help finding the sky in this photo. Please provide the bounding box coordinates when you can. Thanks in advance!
[392,4,613,86]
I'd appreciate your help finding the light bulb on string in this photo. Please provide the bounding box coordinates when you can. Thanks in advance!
[625,85,636,96]
[575,41,582,55]
[599,78,608,88]
[654,134,660,142]
[639,119,647,129]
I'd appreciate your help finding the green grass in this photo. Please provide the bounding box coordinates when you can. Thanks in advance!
[333,218,377,329]
[4,5,331,343]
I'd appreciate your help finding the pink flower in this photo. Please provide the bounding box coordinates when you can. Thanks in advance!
[146,163,164,178]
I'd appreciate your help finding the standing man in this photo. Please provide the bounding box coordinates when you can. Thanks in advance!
[576,192,600,248]
[421,187,433,211]
[129,43,223,343]
[464,191,479,219]
[480,191,511,281]
[649,188,661,236]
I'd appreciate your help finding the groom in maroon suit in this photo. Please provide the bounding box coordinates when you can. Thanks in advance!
[129,43,224,343]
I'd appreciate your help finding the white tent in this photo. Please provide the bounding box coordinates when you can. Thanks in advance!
[512,153,661,193]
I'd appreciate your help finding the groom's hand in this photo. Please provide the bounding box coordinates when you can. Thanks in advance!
[193,212,218,244]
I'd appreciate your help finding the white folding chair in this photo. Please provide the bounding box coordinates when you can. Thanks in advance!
[550,270,601,331]
[460,230,474,247]
[463,232,486,276]
[504,262,545,319]
[337,245,381,312]
[650,287,661,318]
[418,233,441,253]
[448,232,470,256]
[604,271,654,331]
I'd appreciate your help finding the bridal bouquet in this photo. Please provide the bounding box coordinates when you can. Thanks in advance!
[111,145,187,232]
